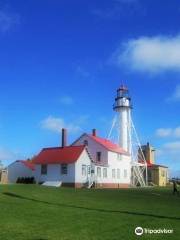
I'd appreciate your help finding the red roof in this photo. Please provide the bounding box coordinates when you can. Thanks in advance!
[17,160,35,171]
[138,159,152,166]
[148,163,168,168]
[138,160,168,168]
[88,134,128,155]
[146,161,153,167]
[33,145,86,165]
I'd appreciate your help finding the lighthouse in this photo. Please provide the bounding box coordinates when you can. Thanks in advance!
[113,85,132,153]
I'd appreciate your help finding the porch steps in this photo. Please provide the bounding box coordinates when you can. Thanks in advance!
[42,181,62,187]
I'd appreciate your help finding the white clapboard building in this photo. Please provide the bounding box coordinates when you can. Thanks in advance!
[32,128,131,188]
[33,144,93,188]
[7,160,35,183]
[72,129,131,188]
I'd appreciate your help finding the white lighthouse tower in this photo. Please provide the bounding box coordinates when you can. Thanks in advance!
[113,85,132,153]
[108,84,147,187]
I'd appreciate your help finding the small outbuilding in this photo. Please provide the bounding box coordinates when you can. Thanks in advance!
[141,142,169,186]
[33,145,93,188]
[7,160,35,183]
[0,169,8,184]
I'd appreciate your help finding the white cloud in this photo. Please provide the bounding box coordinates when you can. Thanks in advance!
[156,126,180,138]
[156,141,180,172]
[114,35,180,73]
[40,116,81,134]
[167,85,180,102]
[0,8,20,33]
[59,96,73,105]
[174,127,180,137]
[163,141,180,152]
[156,128,172,137]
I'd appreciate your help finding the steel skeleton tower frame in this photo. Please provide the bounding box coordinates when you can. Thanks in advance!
[112,85,147,187]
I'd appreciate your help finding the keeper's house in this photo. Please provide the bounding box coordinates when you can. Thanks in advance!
[72,129,131,188]
[33,128,131,188]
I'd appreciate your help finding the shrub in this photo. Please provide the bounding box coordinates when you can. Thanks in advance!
[16,176,35,184]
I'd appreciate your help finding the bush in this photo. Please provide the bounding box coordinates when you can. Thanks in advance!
[16,177,35,184]
[16,177,20,183]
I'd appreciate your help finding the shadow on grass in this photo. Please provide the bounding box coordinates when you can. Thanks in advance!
[3,192,180,221]
[32,239,48,240]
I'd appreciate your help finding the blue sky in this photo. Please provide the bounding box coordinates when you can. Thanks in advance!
[1,0,180,176]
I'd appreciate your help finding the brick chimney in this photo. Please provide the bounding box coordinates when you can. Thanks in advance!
[61,128,67,147]
[92,129,97,137]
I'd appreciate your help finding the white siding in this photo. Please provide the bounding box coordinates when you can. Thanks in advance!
[75,149,92,183]
[73,134,131,185]
[106,151,131,184]
[34,149,92,184]
[8,162,33,183]
[34,163,75,183]
[73,135,108,165]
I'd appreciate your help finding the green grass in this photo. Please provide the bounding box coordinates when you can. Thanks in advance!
[0,185,179,240]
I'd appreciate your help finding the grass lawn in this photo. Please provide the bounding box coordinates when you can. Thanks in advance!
[0,184,179,240]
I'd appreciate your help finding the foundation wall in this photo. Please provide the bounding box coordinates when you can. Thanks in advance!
[62,182,130,188]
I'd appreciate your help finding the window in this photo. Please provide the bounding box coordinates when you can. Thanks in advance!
[82,165,86,176]
[96,152,101,162]
[61,164,68,175]
[148,170,152,181]
[97,167,101,178]
[161,170,165,177]
[124,169,127,178]
[112,169,115,178]
[117,154,122,161]
[41,164,47,175]
[117,169,120,179]
[84,140,88,146]
[103,168,107,178]
[87,165,91,175]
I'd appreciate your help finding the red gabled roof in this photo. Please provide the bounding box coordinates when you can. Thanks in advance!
[33,145,86,165]
[88,134,128,155]
[17,160,35,171]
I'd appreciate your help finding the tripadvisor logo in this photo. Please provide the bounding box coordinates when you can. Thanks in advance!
[135,226,173,236]
[135,227,143,236]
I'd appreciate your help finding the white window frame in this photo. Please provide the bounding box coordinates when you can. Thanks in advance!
[112,169,116,178]
[82,165,86,176]
[117,169,120,179]
[87,165,91,175]
[124,169,127,178]
[97,167,101,178]
[103,168,107,178]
